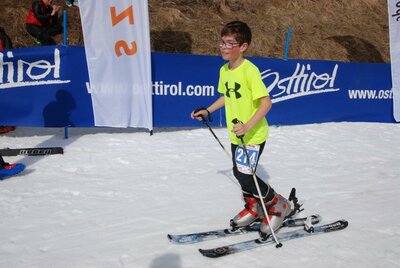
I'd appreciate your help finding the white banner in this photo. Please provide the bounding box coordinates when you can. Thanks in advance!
[388,0,400,122]
[79,0,152,129]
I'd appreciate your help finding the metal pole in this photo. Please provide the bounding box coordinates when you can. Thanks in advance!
[201,117,231,158]
[283,27,292,60]
[63,10,67,46]
[232,118,282,247]
[63,10,69,139]
[238,137,282,247]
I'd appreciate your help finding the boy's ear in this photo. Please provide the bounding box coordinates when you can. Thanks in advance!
[240,42,249,53]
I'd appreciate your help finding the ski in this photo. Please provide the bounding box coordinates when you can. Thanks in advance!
[0,147,63,156]
[168,214,321,244]
[199,219,348,258]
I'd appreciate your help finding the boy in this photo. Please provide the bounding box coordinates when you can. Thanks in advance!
[191,21,291,238]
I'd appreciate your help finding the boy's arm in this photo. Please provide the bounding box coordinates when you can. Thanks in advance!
[232,96,272,137]
[191,96,225,120]
[207,95,225,113]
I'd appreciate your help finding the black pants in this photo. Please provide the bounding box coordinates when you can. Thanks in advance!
[231,142,274,200]
[26,23,62,46]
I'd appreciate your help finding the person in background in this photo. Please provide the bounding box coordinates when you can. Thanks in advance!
[0,155,25,180]
[25,0,63,46]
[191,21,293,238]
[0,126,15,134]
[0,26,12,49]
[0,27,25,178]
[0,26,16,134]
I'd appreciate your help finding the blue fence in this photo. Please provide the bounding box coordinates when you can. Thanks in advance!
[0,46,395,128]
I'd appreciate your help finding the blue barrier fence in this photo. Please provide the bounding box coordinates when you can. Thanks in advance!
[0,46,395,128]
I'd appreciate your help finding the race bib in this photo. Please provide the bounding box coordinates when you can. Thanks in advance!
[235,145,260,175]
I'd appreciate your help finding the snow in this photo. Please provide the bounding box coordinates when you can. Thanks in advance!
[1,122,399,268]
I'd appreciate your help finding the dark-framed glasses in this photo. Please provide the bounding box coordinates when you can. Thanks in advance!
[218,40,240,49]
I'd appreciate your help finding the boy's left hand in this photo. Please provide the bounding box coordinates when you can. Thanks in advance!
[232,122,247,137]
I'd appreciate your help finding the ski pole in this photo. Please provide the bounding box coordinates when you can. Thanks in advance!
[232,118,282,248]
[193,108,240,187]
[193,108,231,158]
[200,116,231,158]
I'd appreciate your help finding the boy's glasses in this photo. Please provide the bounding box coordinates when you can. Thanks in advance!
[218,40,240,49]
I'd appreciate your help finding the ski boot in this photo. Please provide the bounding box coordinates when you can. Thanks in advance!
[258,192,291,238]
[230,194,260,230]
[0,163,25,180]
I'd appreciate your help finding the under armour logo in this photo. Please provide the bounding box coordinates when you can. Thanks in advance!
[225,82,241,99]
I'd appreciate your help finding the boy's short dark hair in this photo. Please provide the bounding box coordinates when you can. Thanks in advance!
[221,21,252,45]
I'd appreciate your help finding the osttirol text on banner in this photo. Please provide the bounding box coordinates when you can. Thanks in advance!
[388,0,400,121]
[79,0,153,129]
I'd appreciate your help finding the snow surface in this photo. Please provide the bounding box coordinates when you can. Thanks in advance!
[0,122,399,268]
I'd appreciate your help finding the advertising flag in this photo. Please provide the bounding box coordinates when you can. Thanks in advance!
[388,0,400,121]
[79,0,152,129]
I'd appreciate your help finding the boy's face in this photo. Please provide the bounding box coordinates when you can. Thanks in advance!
[219,34,248,62]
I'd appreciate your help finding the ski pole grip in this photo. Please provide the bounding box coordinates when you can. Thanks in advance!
[231,118,244,139]
[194,107,213,122]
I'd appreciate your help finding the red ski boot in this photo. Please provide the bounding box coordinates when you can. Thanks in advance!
[258,193,291,237]
[230,195,260,230]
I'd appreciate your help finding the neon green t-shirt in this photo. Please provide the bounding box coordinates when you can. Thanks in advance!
[217,59,270,145]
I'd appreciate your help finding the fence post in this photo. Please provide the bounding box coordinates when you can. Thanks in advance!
[63,10,69,139]
[283,27,292,60]
[63,10,67,46]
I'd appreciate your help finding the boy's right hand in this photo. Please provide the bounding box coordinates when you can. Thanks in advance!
[191,110,207,121]
[191,107,211,121]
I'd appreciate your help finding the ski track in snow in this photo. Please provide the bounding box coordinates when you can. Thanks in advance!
[0,122,399,268]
